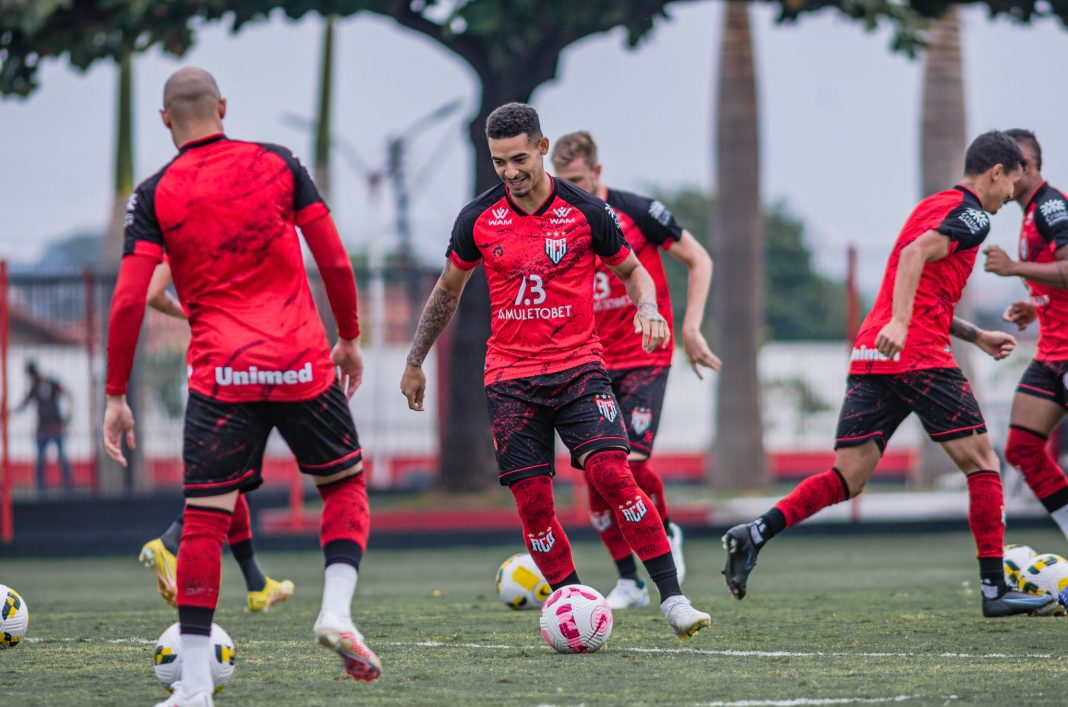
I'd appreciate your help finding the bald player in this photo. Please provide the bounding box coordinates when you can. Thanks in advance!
[105,68,378,706]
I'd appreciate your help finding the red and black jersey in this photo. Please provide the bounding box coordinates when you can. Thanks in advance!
[592,189,683,370]
[123,134,338,403]
[1018,181,1068,361]
[850,186,990,375]
[447,177,631,386]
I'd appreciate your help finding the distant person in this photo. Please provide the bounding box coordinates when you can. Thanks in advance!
[551,130,720,609]
[983,129,1068,546]
[16,361,73,494]
[104,66,377,707]
[721,131,1058,618]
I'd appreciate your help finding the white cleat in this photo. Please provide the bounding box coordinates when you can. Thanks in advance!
[667,521,686,585]
[605,578,650,609]
[153,682,213,707]
[314,610,382,682]
[661,595,711,641]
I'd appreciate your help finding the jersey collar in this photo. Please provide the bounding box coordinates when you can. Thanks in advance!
[179,133,227,152]
[954,184,981,203]
[1025,180,1049,209]
[506,175,556,217]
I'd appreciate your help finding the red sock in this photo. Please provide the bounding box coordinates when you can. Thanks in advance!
[1005,425,1068,510]
[967,470,1005,559]
[587,481,633,561]
[227,494,252,546]
[176,506,231,612]
[629,459,668,522]
[585,451,670,561]
[774,468,849,528]
[318,472,370,568]
[510,476,575,586]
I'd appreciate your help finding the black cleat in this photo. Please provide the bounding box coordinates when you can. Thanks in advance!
[982,590,1061,617]
[721,523,760,600]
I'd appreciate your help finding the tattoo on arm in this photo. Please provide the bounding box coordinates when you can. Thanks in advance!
[949,317,980,343]
[406,287,459,367]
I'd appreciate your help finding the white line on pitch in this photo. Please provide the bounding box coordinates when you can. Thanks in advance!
[694,697,958,707]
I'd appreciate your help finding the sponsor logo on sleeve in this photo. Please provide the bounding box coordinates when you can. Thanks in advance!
[605,204,622,229]
[958,208,990,235]
[648,200,673,226]
[123,192,138,227]
[1040,198,1068,227]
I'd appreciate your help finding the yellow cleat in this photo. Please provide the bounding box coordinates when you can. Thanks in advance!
[139,538,177,607]
[248,577,295,612]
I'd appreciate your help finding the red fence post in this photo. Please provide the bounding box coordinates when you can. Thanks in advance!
[1,260,12,543]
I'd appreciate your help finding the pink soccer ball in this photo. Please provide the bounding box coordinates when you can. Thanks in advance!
[539,584,613,653]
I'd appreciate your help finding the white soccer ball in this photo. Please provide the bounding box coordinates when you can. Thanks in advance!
[1003,544,1038,589]
[153,622,235,693]
[496,552,552,610]
[539,584,613,653]
[0,584,28,649]
[1019,553,1068,605]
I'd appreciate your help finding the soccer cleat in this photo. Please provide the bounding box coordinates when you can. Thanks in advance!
[314,610,382,682]
[722,522,760,600]
[248,576,295,612]
[667,521,686,585]
[139,538,178,607]
[982,591,1060,617]
[154,683,213,707]
[605,578,650,609]
[661,595,711,641]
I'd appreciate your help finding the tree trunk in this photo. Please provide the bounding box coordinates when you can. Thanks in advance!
[916,8,968,486]
[710,2,768,489]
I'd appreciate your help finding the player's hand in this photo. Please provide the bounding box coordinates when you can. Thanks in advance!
[1003,299,1037,330]
[633,302,670,353]
[976,329,1017,361]
[401,362,427,412]
[682,327,721,380]
[331,338,364,399]
[874,319,907,360]
[103,395,135,467]
[983,245,1018,277]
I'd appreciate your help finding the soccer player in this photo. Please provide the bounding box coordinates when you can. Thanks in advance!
[104,67,379,706]
[983,129,1068,544]
[400,103,711,640]
[139,260,295,613]
[550,131,719,609]
[721,130,1057,618]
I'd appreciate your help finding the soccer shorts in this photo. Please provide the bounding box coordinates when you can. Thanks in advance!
[834,367,986,452]
[183,382,362,498]
[607,365,670,456]
[485,362,631,486]
[1016,359,1068,409]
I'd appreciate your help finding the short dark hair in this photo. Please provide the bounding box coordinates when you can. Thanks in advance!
[964,130,1026,176]
[485,102,542,141]
[1005,128,1042,172]
[551,131,598,169]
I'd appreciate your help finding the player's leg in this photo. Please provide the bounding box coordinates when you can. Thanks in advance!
[33,436,47,495]
[272,383,379,681]
[1004,361,1068,539]
[55,434,74,491]
[140,512,183,606]
[722,374,902,600]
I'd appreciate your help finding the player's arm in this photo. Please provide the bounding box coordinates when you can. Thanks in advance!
[606,252,669,353]
[984,243,1068,288]
[1002,299,1038,331]
[146,261,185,320]
[401,261,475,411]
[875,230,949,359]
[665,230,720,378]
[949,316,1016,361]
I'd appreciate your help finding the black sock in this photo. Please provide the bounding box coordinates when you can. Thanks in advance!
[979,557,1007,599]
[1040,487,1068,513]
[550,570,581,591]
[614,555,641,582]
[641,551,681,602]
[230,539,267,592]
[663,517,673,534]
[753,508,787,548]
[160,515,183,555]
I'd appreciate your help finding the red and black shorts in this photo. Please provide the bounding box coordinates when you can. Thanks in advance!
[183,382,362,498]
[1016,359,1068,409]
[485,362,630,486]
[607,365,670,456]
[835,368,986,453]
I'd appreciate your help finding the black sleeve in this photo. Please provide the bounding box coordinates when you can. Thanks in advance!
[261,143,326,213]
[445,207,482,265]
[122,180,164,257]
[585,202,630,260]
[615,193,684,246]
[935,202,990,251]
[1035,193,1068,250]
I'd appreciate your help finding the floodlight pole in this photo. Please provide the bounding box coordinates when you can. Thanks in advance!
[1,260,12,543]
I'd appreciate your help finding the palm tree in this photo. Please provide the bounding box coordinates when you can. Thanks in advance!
[711,1,768,488]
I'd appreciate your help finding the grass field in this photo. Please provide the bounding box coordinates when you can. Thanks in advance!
[4,530,1068,705]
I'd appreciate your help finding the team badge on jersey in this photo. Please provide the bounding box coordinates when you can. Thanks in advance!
[595,394,617,422]
[630,407,652,436]
[545,236,568,265]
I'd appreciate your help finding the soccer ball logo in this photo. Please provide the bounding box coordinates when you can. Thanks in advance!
[0,584,28,649]
[539,585,613,653]
[154,622,236,694]
[496,553,552,610]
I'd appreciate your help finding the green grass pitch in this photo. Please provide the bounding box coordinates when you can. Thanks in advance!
[4,531,1068,705]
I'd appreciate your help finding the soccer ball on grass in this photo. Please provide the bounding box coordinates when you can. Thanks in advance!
[153,622,235,693]
[539,584,613,653]
[1003,543,1037,589]
[0,584,28,649]
[496,553,552,610]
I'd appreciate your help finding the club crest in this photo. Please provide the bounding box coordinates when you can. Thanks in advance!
[545,236,568,265]
[630,407,652,436]
[595,394,617,422]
